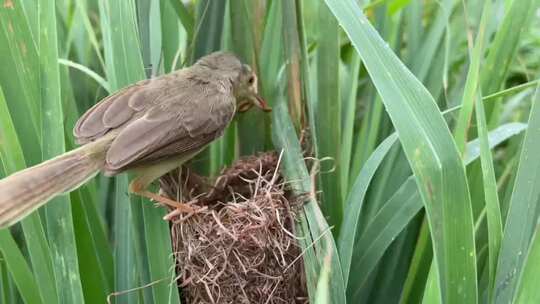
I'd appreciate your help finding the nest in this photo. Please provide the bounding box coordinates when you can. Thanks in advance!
[160,152,308,304]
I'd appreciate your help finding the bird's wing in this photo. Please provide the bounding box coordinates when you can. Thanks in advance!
[104,79,236,172]
[73,74,178,144]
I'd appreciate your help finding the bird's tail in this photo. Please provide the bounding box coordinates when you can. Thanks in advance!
[0,139,110,228]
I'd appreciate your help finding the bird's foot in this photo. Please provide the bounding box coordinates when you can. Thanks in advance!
[135,189,202,213]
[129,180,204,220]
[163,203,207,221]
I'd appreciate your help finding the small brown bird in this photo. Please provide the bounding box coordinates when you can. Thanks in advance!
[0,52,270,228]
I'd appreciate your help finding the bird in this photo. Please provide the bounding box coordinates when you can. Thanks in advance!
[0,52,271,228]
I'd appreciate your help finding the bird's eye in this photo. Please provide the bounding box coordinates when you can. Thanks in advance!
[248,76,255,85]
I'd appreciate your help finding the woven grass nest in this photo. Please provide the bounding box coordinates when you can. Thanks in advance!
[159,152,308,304]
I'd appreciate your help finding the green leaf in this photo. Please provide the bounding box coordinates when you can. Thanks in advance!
[0,81,58,304]
[345,122,526,299]
[339,132,398,285]
[142,204,180,304]
[400,218,433,304]
[0,0,41,165]
[494,86,540,303]
[40,1,85,302]
[230,0,268,155]
[191,0,226,62]
[515,224,540,303]
[0,231,43,304]
[324,1,477,302]
[272,101,346,304]
[98,1,146,302]
[58,59,111,93]
[281,0,305,130]
[315,0,342,230]
[189,0,227,176]
[422,263,441,304]
[475,91,503,302]
[409,0,455,82]
[481,0,535,124]
[113,176,138,304]
[314,254,332,304]
[160,0,184,72]
[0,86,56,304]
[453,0,490,153]
[340,52,361,196]
[167,0,194,41]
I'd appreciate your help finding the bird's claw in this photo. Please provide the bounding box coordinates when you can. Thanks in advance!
[163,203,206,221]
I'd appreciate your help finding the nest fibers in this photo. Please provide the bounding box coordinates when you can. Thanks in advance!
[160,152,308,304]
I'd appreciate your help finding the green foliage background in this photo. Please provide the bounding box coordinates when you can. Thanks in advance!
[0,0,539,303]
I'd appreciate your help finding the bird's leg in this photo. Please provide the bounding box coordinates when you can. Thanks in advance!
[129,179,196,213]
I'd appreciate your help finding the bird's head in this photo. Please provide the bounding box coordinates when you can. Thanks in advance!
[195,52,271,113]
[234,64,271,113]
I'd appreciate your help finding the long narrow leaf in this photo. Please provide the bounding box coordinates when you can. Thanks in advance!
[481,0,535,124]
[0,86,57,304]
[324,1,477,302]
[98,0,146,301]
[453,1,490,153]
[475,91,503,302]
[515,224,540,303]
[40,1,85,302]
[494,86,540,303]
[347,122,526,297]
[272,101,346,304]
[339,133,397,284]
[0,231,43,304]
[315,0,343,230]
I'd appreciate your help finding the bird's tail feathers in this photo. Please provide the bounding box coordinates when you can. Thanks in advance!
[0,140,108,228]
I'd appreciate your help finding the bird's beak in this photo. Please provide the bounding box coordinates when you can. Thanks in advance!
[252,94,272,112]
[237,94,272,113]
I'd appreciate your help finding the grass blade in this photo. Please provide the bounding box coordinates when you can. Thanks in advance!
[160,0,184,72]
[70,190,112,303]
[475,91,503,302]
[453,1,490,153]
[98,0,146,301]
[259,0,283,103]
[113,176,138,303]
[191,0,226,61]
[324,1,477,302]
[346,122,526,300]
[272,101,346,304]
[0,231,43,304]
[0,86,58,304]
[340,51,361,195]
[0,0,41,164]
[189,0,227,175]
[142,204,180,304]
[314,254,332,304]
[230,0,267,155]
[409,0,455,82]
[136,1,182,302]
[40,2,85,302]
[281,0,304,130]
[481,0,535,124]
[515,224,540,303]
[339,133,398,285]
[494,86,540,303]
[167,0,194,41]
[315,0,343,229]
[58,59,111,93]
[398,220,433,304]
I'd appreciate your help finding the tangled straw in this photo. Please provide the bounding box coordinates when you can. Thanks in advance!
[160,152,308,304]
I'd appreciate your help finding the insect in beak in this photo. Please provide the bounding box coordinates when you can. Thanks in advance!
[252,94,272,112]
[237,94,272,113]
